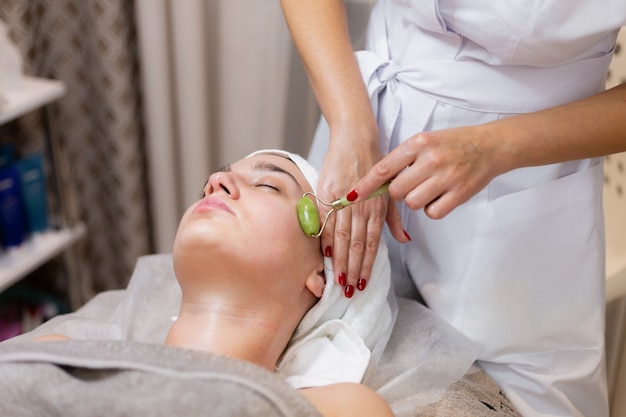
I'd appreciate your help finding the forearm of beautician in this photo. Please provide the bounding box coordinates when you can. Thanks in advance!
[279,0,375,135]
[492,82,626,168]
[349,82,626,219]
[279,0,408,294]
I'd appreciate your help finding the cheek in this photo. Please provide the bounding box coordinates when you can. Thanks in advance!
[267,208,321,261]
[252,205,309,251]
[267,205,303,239]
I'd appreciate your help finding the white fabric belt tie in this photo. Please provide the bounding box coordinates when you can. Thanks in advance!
[356,50,403,153]
[356,50,441,150]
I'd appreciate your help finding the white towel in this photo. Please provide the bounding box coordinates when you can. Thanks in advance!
[246,149,395,389]
[277,242,394,388]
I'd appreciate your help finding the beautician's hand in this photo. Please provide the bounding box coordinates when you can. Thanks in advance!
[317,128,407,298]
[349,125,505,219]
[351,82,626,217]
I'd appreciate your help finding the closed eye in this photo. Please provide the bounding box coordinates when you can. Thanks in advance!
[256,183,279,191]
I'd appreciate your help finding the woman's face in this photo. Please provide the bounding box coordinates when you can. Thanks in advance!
[173,153,322,292]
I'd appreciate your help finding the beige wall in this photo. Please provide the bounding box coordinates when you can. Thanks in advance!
[606,28,626,417]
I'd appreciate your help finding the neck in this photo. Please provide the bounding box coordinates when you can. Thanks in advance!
[164,300,293,372]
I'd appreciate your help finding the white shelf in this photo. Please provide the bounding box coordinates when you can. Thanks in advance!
[0,223,86,292]
[0,76,66,125]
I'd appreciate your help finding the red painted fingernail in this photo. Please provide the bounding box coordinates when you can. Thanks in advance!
[346,189,359,202]
[357,278,367,291]
[403,229,412,241]
[338,272,347,286]
[325,246,332,258]
[344,285,355,298]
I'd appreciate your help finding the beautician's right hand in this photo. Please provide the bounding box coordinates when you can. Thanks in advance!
[348,124,505,220]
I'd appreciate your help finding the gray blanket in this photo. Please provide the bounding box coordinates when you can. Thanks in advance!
[0,255,521,416]
[0,340,321,417]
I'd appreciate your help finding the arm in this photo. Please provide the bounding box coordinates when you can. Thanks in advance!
[280,0,372,132]
[280,0,407,295]
[350,83,626,218]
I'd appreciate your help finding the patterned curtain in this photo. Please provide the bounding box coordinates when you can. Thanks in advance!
[0,0,151,307]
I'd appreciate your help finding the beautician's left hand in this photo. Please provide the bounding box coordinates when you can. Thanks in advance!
[349,124,506,219]
[316,127,407,298]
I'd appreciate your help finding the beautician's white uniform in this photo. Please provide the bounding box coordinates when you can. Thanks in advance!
[308,1,626,416]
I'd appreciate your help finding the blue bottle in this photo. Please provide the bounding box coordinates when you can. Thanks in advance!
[0,164,26,248]
[0,144,15,169]
[18,152,48,234]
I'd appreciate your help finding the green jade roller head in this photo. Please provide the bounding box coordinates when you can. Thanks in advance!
[297,181,391,238]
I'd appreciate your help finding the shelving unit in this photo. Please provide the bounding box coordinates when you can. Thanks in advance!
[0,77,65,124]
[0,76,86,293]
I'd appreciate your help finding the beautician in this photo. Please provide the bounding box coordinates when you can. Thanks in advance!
[279,0,626,416]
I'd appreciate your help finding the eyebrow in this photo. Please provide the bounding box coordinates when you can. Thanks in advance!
[252,161,303,191]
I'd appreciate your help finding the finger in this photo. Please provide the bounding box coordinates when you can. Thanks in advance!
[357,202,386,291]
[331,207,351,289]
[385,200,409,243]
[383,161,427,202]
[424,190,461,220]
[319,204,336,258]
[404,175,444,212]
[349,145,420,202]
[345,205,368,293]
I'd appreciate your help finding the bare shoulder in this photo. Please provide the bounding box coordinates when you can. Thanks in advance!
[299,382,394,417]
[33,334,71,342]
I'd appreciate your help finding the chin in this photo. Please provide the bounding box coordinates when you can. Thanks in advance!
[174,222,221,249]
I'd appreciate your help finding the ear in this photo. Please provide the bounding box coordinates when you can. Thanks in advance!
[305,266,326,299]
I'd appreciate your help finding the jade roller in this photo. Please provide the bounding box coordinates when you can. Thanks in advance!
[297,181,391,238]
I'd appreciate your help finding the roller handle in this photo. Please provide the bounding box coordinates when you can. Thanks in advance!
[331,181,391,210]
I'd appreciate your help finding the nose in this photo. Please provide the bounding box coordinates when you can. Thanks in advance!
[206,170,239,198]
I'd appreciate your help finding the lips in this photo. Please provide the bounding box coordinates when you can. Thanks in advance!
[193,196,234,215]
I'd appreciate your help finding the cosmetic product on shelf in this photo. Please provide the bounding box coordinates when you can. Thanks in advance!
[0,164,26,248]
[0,143,15,169]
[18,151,48,233]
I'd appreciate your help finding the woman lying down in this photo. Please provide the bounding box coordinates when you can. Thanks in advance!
[2,150,396,417]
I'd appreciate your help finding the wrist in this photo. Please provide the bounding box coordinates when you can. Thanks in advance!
[477,121,520,177]
[328,121,381,158]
